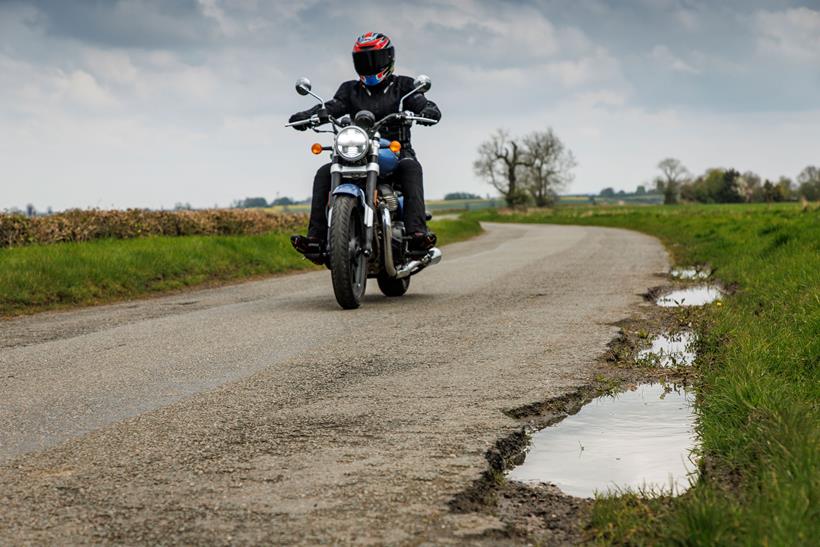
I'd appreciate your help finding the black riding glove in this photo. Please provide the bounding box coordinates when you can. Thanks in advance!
[417,106,439,126]
[288,112,311,131]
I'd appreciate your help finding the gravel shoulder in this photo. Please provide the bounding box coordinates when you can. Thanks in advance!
[0,222,667,544]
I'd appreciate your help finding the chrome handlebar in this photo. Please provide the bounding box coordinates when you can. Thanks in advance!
[371,112,438,131]
[285,112,437,132]
[284,114,338,132]
[284,117,315,128]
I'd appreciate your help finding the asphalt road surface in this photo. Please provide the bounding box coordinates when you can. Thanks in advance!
[0,222,667,544]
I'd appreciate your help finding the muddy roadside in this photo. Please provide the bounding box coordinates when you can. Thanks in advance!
[445,268,723,545]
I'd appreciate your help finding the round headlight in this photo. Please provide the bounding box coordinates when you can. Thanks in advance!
[334,126,369,161]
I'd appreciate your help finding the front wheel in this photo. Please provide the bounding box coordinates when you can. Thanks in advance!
[329,195,367,309]
[377,272,410,297]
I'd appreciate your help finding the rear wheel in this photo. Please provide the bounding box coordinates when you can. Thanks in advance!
[377,272,410,297]
[329,196,367,309]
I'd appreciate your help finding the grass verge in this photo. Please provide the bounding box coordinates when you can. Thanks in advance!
[429,215,483,246]
[0,217,482,317]
[468,203,819,545]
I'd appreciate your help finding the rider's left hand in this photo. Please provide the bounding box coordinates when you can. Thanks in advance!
[417,106,439,126]
[288,113,310,131]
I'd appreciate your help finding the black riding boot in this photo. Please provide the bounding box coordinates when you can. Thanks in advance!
[307,163,332,240]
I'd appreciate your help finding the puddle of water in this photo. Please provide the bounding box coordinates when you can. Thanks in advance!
[508,383,697,498]
[670,267,710,280]
[637,331,696,367]
[656,285,723,307]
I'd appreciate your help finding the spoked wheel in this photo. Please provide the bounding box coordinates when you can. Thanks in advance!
[377,271,410,297]
[329,195,367,309]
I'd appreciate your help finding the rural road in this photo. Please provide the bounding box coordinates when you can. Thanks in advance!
[0,222,667,544]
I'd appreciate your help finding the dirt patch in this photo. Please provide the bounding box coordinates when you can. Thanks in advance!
[447,428,593,544]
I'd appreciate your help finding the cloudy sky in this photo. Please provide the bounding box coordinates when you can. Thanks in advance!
[2,0,819,210]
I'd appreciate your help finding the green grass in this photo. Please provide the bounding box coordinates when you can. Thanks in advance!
[468,203,819,545]
[0,233,310,316]
[429,215,483,245]
[0,217,481,316]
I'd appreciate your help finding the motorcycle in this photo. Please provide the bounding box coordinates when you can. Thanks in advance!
[286,75,442,310]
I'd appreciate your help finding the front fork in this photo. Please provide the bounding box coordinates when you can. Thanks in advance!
[327,149,380,257]
[363,158,378,257]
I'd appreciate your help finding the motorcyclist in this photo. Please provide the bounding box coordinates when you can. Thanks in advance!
[288,32,442,260]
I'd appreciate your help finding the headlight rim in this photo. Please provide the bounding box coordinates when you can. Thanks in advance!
[334,126,369,162]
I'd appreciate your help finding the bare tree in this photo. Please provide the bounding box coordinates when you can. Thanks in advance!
[474,130,528,207]
[520,129,576,207]
[797,165,820,201]
[656,158,690,204]
[797,165,819,185]
[740,171,762,202]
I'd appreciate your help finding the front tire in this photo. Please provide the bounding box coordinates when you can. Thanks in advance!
[329,196,367,309]
[377,272,410,297]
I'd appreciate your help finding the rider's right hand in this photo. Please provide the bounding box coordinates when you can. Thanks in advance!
[288,113,310,131]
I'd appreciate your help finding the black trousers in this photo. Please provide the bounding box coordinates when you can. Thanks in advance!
[307,156,427,239]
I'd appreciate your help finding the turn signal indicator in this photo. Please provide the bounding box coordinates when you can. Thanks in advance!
[311,143,323,155]
[389,141,401,154]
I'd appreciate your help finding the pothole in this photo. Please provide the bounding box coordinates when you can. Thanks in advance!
[449,269,723,541]
[656,285,723,307]
[637,331,696,367]
[507,383,697,498]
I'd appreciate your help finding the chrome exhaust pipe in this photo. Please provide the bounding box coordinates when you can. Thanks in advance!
[382,207,398,278]
[381,206,442,279]
[393,247,442,279]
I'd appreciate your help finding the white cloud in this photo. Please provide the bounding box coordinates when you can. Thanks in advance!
[82,49,139,86]
[650,45,700,74]
[574,90,629,108]
[755,7,820,64]
[675,8,700,31]
[62,69,118,108]
[0,54,117,115]
[543,48,624,87]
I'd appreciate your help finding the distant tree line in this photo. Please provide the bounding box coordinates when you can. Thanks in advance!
[474,128,576,207]
[599,185,656,198]
[443,192,483,201]
[231,196,310,208]
[651,159,820,204]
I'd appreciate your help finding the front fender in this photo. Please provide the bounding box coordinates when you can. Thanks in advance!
[329,183,373,229]
[332,183,366,206]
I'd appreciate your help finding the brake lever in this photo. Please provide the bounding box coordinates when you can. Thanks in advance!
[284,118,313,128]
[401,113,438,125]
[373,112,406,132]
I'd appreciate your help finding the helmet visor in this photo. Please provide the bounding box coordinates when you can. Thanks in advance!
[353,48,393,76]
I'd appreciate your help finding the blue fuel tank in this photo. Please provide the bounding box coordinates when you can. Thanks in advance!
[377,138,399,176]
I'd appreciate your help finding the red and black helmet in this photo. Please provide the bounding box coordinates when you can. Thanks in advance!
[352,32,395,86]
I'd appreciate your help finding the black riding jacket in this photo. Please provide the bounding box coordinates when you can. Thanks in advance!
[291,75,441,151]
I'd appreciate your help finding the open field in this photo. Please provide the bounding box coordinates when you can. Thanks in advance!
[268,194,663,215]
[267,198,505,215]
[560,193,664,205]
[468,203,819,544]
[0,216,481,317]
